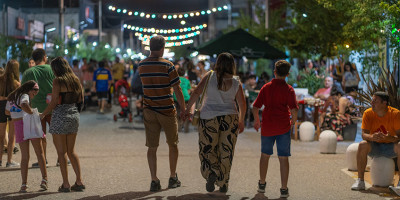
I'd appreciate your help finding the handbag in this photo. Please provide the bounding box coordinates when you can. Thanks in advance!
[192,70,213,126]
[23,108,44,140]
[76,92,84,113]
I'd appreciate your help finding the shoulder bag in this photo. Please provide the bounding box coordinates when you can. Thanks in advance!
[192,70,213,126]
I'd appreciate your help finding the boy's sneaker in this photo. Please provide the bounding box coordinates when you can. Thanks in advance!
[351,178,365,190]
[6,160,20,168]
[258,181,266,193]
[150,180,161,192]
[32,160,48,168]
[280,188,289,198]
[206,172,217,192]
[168,174,181,188]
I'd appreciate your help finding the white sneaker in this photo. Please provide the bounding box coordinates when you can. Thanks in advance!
[351,178,365,190]
[389,186,400,196]
[6,160,20,168]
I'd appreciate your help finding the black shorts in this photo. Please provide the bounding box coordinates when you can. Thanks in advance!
[0,100,11,123]
[97,91,108,100]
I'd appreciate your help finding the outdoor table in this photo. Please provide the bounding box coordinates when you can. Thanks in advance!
[293,98,323,141]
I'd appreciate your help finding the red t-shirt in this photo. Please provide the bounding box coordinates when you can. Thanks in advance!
[253,79,299,136]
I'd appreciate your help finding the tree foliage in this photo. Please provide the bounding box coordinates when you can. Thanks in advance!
[0,34,35,73]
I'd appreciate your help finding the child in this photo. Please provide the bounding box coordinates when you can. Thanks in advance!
[92,61,112,114]
[252,60,298,198]
[173,67,192,133]
[6,80,48,192]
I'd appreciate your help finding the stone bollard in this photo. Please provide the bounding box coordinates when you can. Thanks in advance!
[371,157,395,187]
[299,121,315,142]
[319,130,337,154]
[346,143,359,171]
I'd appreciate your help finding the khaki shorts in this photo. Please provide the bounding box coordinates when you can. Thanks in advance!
[143,109,178,147]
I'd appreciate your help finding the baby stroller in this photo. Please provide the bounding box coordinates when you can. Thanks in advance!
[113,79,133,122]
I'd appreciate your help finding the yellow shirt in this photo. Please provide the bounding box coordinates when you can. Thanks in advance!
[361,106,400,143]
[112,63,125,81]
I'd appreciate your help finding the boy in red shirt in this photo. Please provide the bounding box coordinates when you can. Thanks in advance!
[252,60,298,198]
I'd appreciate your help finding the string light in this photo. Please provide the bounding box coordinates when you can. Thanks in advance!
[135,30,201,41]
[141,39,194,47]
[108,4,229,20]
[123,23,208,34]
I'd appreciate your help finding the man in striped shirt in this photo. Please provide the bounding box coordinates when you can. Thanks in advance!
[138,35,185,192]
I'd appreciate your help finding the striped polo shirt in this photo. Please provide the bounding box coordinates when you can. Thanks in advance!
[138,57,180,116]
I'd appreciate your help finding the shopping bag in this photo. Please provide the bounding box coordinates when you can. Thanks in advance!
[23,108,44,140]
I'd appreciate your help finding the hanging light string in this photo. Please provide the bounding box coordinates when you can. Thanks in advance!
[141,39,194,47]
[135,31,201,41]
[123,23,207,34]
[108,5,228,19]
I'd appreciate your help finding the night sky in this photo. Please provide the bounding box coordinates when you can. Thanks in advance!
[4,0,228,30]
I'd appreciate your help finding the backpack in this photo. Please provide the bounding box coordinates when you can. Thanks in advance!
[131,71,143,95]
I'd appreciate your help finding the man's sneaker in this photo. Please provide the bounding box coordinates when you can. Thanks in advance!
[6,160,20,168]
[206,172,217,192]
[150,180,161,192]
[168,174,181,188]
[32,160,48,168]
[258,181,266,193]
[351,178,365,191]
[280,188,289,198]
[389,186,400,196]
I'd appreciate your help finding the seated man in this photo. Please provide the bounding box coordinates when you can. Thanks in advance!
[351,91,400,190]
[314,76,333,100]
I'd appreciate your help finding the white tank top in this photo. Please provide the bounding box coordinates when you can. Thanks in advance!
[200,72,240,119]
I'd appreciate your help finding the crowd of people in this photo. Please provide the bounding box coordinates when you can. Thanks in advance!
[0,49,85,192]
[0,35,399,198]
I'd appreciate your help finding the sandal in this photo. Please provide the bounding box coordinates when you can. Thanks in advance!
[58,184,71,193]
[71,182,86,191]
[40,179,48,190]
[19,184,28,193]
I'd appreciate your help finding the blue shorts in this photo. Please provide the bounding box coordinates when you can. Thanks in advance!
[368,142,397,158]
[261,131,291,157]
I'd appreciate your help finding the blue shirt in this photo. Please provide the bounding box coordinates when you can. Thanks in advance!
[93,68,112,92]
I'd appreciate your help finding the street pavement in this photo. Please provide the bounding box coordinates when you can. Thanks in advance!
[0,104,395,200]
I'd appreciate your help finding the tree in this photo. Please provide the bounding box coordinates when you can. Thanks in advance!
[0,34,35,73]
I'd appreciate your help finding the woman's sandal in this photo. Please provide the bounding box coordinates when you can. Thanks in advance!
[71,182,86,191]
[40,179,48,190]
[58,184,71,193]
[19,184,28,193]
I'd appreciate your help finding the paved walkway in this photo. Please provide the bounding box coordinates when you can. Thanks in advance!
[0,105,396,199]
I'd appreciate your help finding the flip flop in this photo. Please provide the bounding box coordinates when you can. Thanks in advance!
[58,184,71,193]
[19,184,28,193]
[71,182,86,191]
[40,179,48,190]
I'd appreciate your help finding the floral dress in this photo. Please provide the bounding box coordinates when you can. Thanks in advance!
[321,96,358,136]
